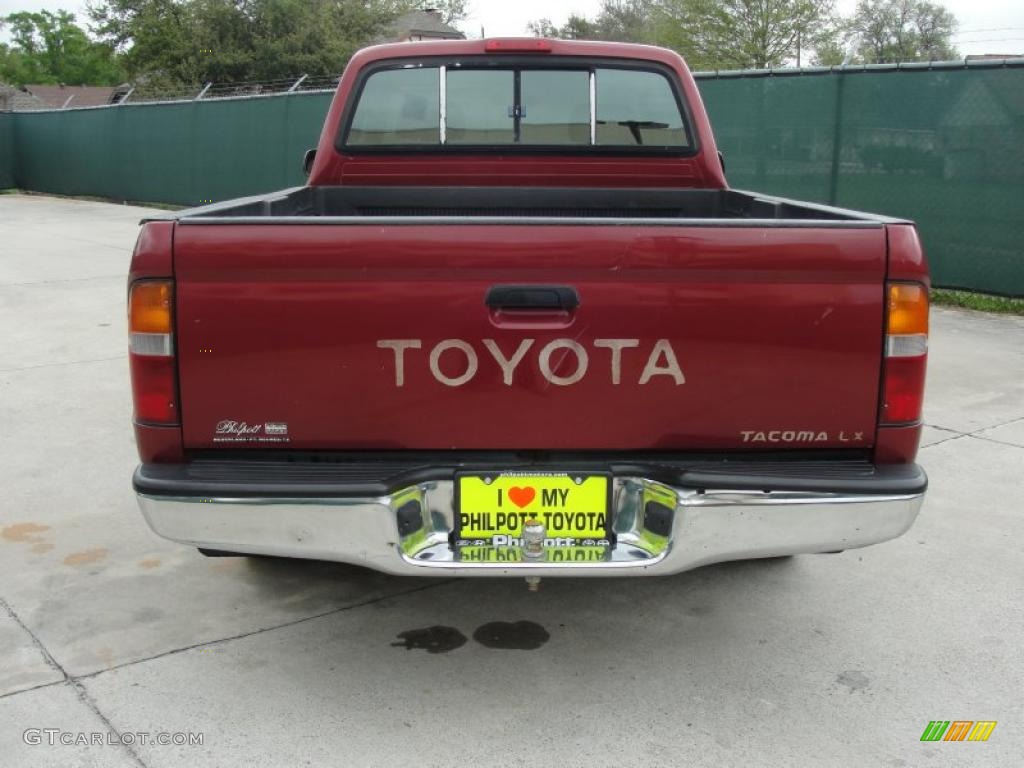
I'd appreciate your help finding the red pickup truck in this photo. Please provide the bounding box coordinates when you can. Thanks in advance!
[128,39,929,581]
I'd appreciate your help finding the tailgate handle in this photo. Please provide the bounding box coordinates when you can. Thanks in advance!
[485,285,580,311]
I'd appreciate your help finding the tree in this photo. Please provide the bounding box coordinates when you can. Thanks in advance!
[527,14,598,40]
[408,1,467,25]
[847,0,957,63]
[526,18,559,38]
[658,0,838,69]
[810,33,848,66]
[87,0,398,86]
[528,0,838,70]
[593,0,658,43]
[0,10,123,86]
[529,2,657,43]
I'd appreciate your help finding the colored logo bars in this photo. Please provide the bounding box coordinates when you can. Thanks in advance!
[920,721,997,742]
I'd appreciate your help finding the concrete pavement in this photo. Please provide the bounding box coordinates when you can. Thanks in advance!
[1,193,1021,767]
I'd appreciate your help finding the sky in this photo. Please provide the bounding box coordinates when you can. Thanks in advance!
[2,0,1023,58]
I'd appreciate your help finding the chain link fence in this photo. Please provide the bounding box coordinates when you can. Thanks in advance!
[1,60,1022,295]
[123,74,342,104]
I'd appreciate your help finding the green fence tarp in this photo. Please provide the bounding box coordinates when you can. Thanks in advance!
[5,63,1023,295]
[0,112,14,189]
[697,63,1024,296]
[11,92,332,206]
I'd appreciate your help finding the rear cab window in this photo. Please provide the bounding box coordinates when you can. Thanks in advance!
[341,58,693,152]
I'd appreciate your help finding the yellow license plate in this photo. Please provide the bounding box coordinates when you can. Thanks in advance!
[457,473,609,543]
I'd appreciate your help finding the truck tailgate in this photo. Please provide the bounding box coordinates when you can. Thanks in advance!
[173,223,886,452]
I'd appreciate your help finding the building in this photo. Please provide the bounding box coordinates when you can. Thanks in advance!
[0,83,131,111]
[21,84,131,109]
[389,9,464,42]
[0,83,43,112]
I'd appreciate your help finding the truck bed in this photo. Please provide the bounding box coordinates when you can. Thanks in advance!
[157,186,906,227]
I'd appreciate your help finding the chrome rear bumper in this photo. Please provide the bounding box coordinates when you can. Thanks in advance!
[136,474,924,577]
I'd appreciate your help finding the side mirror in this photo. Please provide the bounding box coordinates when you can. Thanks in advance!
[303,149,317,177]
[718,151,726,173]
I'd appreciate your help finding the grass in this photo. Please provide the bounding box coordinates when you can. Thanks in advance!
[932,289,1024,315]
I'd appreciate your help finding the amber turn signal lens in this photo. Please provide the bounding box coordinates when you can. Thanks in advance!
[129,280,173,334]
[887,283,929,336]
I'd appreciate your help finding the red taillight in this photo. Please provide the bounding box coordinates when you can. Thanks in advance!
[128,279,178,425]
[881,355,927,423]
[484,38,554,52]
[881,282,928,425]
[130,354,178,423]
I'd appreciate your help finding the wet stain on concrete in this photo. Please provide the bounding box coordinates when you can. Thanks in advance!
[138,558,161,569]
[133,607,164,624]
[835,670,870,693]
[391,626,468,654]
[2,522,50,543]
[31,541,54,554]
[63,548,108,566]
[473,621,550,650]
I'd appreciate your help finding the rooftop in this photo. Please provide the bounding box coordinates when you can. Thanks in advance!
[389,9,464,42]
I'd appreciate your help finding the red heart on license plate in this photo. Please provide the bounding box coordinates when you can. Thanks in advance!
[508,486,536,509]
